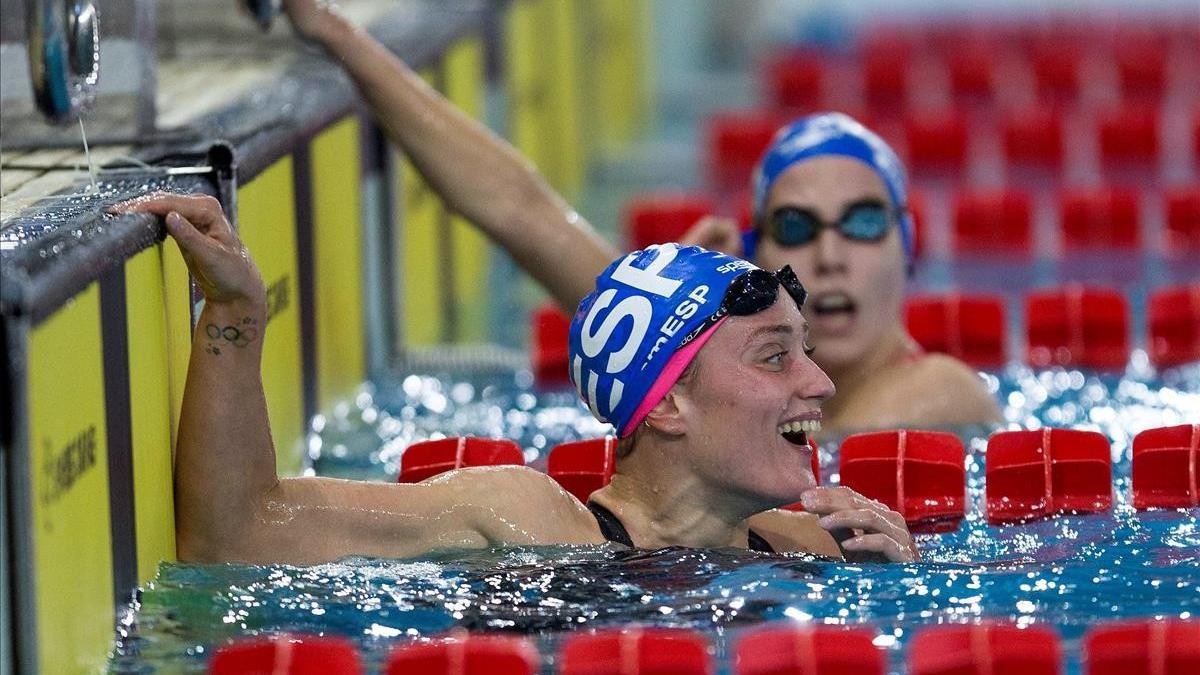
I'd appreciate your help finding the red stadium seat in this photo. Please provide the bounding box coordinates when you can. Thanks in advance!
[1131,425,1200,509]
[1002,107,1064,169]
[947,43,997,101]
[1147,284,1200,369]
[1058,188,1140,250]
[1025,285,1130,369]
[1193,109,1200,164]
[385,634,539,675]
[860,32,913,115]
[909,624,1062,675]
[559,628,713,675]
[210,635,361,675]
[1083,620,1200,675]
[953,189,1032,253]
[1031,40,1083,101]
[838,430,965,532]
[548,437,617,503]
[763,50,825,111]
[398,437,525,483]
[905,110,969,172]
[734,625,885,675]
[624,192,714,251]
[707,110,785,192]
[1164,187,1200,253]
[1114,35,1169,101]
[905,293,1007,368]
[1098,105,1160,166]
[985,428,1112,524]
[908,189,928,259]
[531,303,571,387]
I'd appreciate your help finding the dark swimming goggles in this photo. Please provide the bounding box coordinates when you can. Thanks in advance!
[681,266,808,346]
[766,199,897,247]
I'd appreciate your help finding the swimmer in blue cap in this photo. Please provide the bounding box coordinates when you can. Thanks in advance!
[280,2,999,433]
[683,113,1001,432]
[116,192,916,563]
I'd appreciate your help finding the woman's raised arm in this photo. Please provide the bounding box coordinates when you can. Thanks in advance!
[282,0,616,311]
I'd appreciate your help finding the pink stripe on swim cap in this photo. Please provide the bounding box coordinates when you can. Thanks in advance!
[619,316,728,438]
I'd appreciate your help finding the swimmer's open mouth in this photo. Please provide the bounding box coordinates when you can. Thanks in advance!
[812,292,856,316]
[778,419,820,446]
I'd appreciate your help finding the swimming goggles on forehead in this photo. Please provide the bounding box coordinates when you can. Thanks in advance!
[682,266,808,346]
[765,199,899,248]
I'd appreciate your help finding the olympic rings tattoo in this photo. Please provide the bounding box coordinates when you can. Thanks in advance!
[204,316,259,355]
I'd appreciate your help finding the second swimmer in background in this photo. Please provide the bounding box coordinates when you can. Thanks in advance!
[280,0,1001,434]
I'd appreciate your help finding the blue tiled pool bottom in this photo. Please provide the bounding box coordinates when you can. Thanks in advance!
[111,361,1200,674]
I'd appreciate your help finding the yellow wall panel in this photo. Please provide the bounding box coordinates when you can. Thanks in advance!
[546,0,585,197]
[506,0,584,200]
[312,117,367,410]
[28,284,113,675]
[444,37,490,343]
[400,67,447,346]
[238,159,305,476]
[590,0,650,149]
[126,247,177,582]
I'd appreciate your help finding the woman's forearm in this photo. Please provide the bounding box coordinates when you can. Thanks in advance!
[174,298,276,560]
[314,15,614,311]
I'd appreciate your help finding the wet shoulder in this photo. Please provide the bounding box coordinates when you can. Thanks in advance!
[437,465,606,546]
[893,353,1002,425]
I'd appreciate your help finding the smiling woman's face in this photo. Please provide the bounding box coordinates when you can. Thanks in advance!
[671,297,834,509]
[755,156,908,374]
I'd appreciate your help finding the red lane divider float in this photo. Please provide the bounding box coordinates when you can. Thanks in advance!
[1147,284,1200,369]
[905,293,1007,369]
[210,635,361,675]
[985,428,1112,524]
[548,437,618,503]
[953,189,1032,254]
[1058,188,1140,250]
[624,192,714,251]
[399,437,525,483]
[734,625,884,675]
[1164,187,1200,253]
[1132,424,1200,509]
[1025,285,1129,370]
[1083,620,1200,675]
[909,623,1061,675]
[559,628,712,675]
[532,303,571,387]
[385,634,539,675]
[838,430,966,532]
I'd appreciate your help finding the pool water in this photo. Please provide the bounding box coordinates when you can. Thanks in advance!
[109,361,1200,674]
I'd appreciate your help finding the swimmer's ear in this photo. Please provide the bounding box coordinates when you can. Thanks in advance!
[642,390,687,437]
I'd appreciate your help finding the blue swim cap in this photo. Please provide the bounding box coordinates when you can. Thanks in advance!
[569,244,760,437]
[745,112,913,262]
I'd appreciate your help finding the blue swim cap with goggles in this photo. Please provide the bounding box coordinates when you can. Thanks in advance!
[569,244,807,437]
[743,112,914,263]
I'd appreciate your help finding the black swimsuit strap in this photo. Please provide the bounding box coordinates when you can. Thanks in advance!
[588,501,636,547]
[587,502,775,553]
